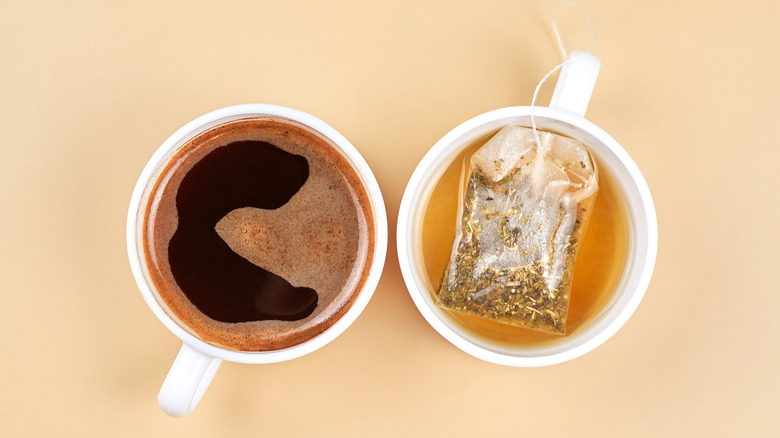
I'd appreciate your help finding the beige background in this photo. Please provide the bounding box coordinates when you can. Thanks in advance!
[1,0,777,436]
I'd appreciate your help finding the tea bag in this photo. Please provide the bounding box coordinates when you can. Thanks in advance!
[437,125,598,334]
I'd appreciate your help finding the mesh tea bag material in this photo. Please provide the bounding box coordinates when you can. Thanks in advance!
[437,125,599,334]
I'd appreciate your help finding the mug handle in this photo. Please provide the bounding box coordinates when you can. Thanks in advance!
[158,343,222,417]
[549,50,601,117]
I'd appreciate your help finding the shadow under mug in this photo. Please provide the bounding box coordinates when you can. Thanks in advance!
[127,104,388,416]
[396,52,658,367]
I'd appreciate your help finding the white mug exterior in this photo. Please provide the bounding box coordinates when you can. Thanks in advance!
[127,104,388,416]
[396,53,657,367]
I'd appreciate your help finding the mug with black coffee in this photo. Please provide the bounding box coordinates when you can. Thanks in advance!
[127,105,388,416]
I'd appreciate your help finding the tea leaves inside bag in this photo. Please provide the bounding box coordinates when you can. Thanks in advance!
[437,125,598,335]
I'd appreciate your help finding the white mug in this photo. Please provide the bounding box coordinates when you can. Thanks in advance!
[127,104,388,416]
[397,51,657,367]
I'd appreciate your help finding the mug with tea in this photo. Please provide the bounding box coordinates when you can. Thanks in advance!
[127,104,387,416]
[397,50,657,366]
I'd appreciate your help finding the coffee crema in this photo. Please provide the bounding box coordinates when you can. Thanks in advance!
[143,117,374,351]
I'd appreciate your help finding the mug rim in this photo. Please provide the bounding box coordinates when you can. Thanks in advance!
[127,104,388,364]
[397,105,657,367]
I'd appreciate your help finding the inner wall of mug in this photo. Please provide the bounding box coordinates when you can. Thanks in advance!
[408,114,648,358]
[130,109,387,362]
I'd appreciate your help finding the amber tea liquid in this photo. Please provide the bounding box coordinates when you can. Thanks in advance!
[421,131,629,347]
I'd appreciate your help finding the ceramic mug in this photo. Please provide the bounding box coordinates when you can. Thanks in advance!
[127,104,388,416]
[397,51,657,367]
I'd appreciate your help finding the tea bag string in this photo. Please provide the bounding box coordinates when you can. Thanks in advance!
[530,0,597,149]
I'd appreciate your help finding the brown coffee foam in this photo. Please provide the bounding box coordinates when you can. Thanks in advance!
[143,117,375,351]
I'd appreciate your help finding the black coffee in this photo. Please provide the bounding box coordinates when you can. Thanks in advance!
[143,117,374,351]
[169,140,318,322]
